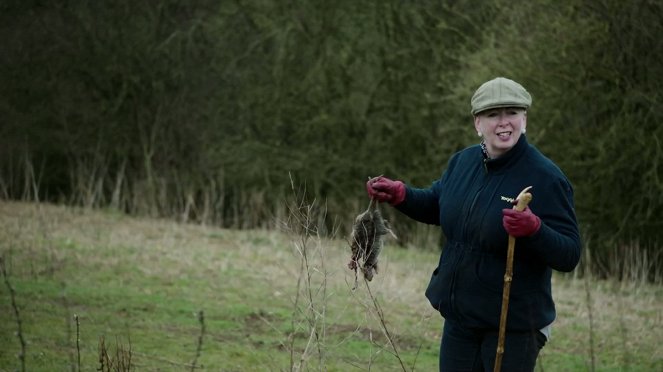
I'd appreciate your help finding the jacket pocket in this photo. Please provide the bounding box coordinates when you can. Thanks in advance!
[425,243,456,317]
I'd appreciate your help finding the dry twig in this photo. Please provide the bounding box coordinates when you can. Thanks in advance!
[1,256,27,372]
[190,310,206,371]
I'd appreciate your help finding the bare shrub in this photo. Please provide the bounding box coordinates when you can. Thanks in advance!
[98,335,133,372]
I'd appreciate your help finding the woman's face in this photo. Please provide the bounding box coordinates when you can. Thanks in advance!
[474,107,527,158]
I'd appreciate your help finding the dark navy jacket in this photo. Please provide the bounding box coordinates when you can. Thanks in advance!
[396,135,581,331]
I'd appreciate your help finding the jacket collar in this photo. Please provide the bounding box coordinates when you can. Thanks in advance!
[481,135,528,171]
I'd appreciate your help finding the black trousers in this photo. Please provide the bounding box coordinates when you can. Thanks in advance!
[439,320,546,372]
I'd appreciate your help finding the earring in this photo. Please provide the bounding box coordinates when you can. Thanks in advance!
[522,128,527,134]
[477,132,482,137]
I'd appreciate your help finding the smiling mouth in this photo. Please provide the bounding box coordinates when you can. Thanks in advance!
[497,131,512,139]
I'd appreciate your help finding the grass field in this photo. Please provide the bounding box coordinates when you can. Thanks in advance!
[0,200,661,371]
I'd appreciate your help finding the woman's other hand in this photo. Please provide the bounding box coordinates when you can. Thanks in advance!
[366,176,406,205]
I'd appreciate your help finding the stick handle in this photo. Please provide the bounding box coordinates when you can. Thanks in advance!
[494,186,533,372]
[513,186,533,212]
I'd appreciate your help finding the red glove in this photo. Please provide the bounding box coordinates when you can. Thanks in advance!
[366,176,406,205]
[502,206,541,237]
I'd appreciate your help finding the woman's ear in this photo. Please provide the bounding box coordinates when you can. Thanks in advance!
[474,116,481,136]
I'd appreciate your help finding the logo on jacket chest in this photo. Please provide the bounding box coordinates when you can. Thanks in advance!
[500,195,515,204]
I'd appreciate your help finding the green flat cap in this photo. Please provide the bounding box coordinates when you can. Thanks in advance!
[470,77,532,115]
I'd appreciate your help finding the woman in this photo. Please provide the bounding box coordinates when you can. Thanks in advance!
[366,77,581,371]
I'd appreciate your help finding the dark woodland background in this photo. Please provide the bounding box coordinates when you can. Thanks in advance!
[1,0,662,278]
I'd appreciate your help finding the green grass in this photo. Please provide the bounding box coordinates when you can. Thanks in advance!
[0,200,661,371]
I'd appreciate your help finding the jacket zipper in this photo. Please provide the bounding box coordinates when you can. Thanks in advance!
[461,183,486,241]
[462,158,489,240]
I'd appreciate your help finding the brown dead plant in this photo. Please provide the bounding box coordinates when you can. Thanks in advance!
[280,174,330,371]
[98,335,133,372]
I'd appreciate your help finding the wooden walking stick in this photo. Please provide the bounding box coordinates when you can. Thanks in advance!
[494,186,533,372]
